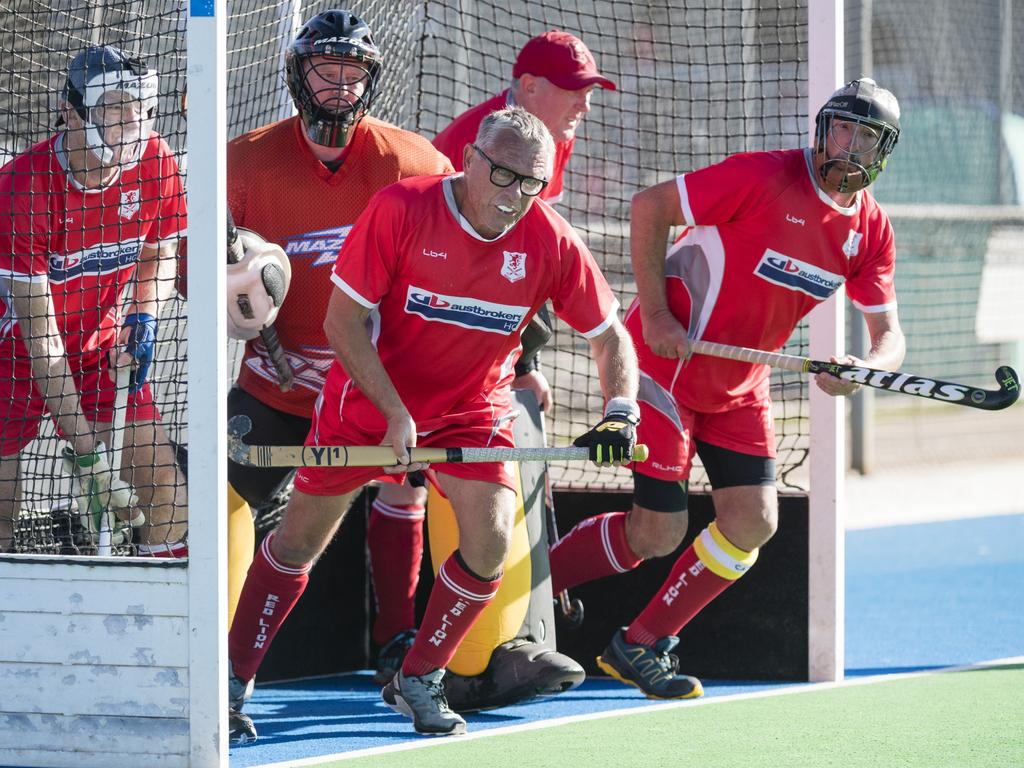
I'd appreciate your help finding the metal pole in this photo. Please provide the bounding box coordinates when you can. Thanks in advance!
[859,0,873,76]
[998,0,1012,204]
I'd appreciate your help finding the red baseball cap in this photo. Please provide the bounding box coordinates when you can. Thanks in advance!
[512,30,616,92]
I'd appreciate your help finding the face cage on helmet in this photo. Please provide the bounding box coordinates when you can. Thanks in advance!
[71,69,159,167]
[815,111,898,190]
[287,53,381,148]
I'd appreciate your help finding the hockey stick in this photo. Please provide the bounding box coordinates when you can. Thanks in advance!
[96,367,130,556]
[690,340,1020,411]
[227,210,294,391]
[227,415,649,468]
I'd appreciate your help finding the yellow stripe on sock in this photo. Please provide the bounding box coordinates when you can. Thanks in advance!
[692,522,758,581]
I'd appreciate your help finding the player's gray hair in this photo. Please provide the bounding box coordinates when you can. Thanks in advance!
[475,105,555,166]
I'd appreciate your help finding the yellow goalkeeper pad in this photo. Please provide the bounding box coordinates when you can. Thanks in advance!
[426,463,533,676]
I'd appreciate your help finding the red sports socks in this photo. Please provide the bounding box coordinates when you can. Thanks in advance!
[401,551,501,676]
[228,532,311,682]
[548,511,644,594]
[626,522,757,645]
[367,498,425,645]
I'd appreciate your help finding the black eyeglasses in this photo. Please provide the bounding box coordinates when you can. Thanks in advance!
[471,144,548,197]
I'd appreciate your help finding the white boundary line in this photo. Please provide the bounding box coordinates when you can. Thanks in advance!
[250,656,1024,768]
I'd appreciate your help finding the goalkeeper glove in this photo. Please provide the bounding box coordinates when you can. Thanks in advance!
[573,397,640,466]
[123,313,157,394]
[62,443,139,531]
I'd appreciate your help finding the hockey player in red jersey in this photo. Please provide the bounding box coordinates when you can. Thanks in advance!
[549,78,908,699]
[433,29,615,206]
[227,105,640,737]
[0,45,187,556]
[376,28,614,694]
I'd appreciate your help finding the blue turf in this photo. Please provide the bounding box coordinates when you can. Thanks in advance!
[230,513,1024,767]
[844,513,1024,674]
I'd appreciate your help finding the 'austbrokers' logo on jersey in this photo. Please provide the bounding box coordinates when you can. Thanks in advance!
[284,225,352,267]
[404,286,528,334]
[48,241,142,283]
[754,249,843,299]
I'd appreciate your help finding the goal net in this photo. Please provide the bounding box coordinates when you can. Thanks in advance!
[1,1,188,554]
[224,0,814,493]
[4,0,817,557]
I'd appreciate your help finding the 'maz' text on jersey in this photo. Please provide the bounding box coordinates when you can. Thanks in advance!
[284,225,352,267]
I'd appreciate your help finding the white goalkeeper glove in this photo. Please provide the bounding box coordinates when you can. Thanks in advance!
[226,228,292,341]
[62,442,140,531]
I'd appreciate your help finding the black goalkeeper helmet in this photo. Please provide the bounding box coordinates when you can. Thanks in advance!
[60,45,158,166]
[814,77,900,193]
[284,9,382,147]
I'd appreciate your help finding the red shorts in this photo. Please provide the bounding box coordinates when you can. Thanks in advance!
[635,391,776,483]
[294,396,518,497]
[0,351,159,457]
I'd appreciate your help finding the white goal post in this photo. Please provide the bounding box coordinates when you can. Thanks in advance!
[807,0,846,684]
[185,1,229,764]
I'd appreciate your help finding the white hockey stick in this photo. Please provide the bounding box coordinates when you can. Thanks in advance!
[97,367,131,556]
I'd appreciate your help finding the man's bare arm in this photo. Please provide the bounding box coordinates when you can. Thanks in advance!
[112,241,178,371]
[587,318,639,404]
[1,275,96,454]
[816,308,906,397]
[631,179,690,359]
[131,240,178,315]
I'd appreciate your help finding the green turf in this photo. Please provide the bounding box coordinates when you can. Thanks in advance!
[320,665,1024,768]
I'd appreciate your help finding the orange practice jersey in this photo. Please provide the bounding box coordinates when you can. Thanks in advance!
[227,115,454,416]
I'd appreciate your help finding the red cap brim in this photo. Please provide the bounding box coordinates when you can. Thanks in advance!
[548,73,617,92]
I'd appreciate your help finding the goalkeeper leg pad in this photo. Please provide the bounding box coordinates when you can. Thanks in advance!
[444,637,585,713]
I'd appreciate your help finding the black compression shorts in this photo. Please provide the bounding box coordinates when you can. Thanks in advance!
[227,386,311,507]
[633,439,776,514]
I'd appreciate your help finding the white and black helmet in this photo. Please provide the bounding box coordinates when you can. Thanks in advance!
[814,77,900,190]
[284,9,382,147]
[61,45,158,166]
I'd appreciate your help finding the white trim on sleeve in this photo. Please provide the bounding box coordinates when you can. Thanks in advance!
[151,226,187,246]
[579,301,620,339]
[0,269,47,283]
[676,174,695,226]
[330,272,378,309]
[852,299,898,314]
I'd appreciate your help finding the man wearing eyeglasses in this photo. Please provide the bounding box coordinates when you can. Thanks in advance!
[548,78,907,700]
[364,29,614,698]
[357,29,616,696]
[227,105,639,736]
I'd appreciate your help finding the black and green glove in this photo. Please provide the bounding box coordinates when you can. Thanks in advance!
[573,398,640,466]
